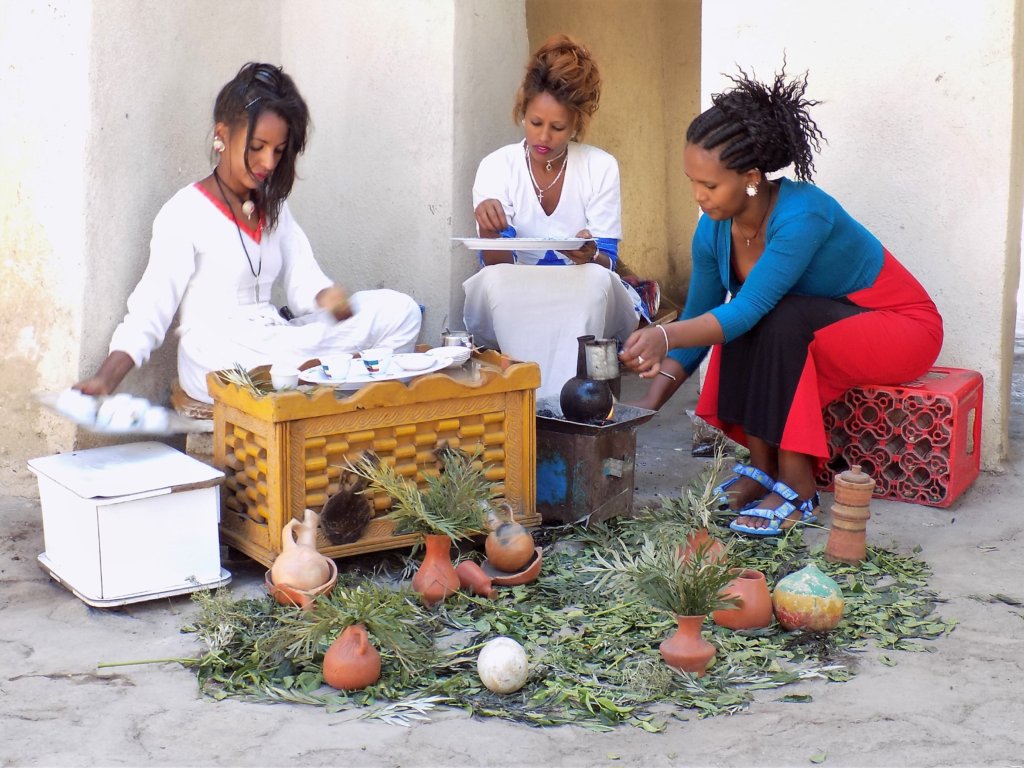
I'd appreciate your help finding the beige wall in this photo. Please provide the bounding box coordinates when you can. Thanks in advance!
[525,0,702,304]
[701,0,1022,469]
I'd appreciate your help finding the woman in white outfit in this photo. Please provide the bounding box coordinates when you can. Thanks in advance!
[77,62,421,404]
[463,35,640,399]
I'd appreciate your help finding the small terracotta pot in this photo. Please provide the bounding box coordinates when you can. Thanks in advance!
[834,464,876,507]
[271,516,332,592]
[456,560,498,599]
[322,623,382,690]
[265,558,338,610]
[481,547,543,586]
[485,521,535,573]
[411,534,460,607]
[712,568,774,630]
[680,529,727,564]
[659,614,716,676]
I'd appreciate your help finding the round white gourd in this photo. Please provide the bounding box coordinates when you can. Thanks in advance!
[476,636,529,694]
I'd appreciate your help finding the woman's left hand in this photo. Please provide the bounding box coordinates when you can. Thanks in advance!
[620,325,669,378]
[560,229,598,265]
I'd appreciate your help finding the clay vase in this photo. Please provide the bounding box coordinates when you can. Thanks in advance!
[825,465,876,565]
[322,623,382,691]
[659,614,716,677]
[772,563,845,632]
[411,534,461,607]
[712,568,774,630]
[456,560,498,599]
[485,506,535,573]
[270,518,331,592]
[559,335,613,423]
[680,529,727,564]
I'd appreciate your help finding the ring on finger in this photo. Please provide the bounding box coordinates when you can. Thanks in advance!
[637,355,645,365]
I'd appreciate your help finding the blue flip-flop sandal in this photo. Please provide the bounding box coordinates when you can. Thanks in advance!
[713,464,776,511]
[729,480,819,537]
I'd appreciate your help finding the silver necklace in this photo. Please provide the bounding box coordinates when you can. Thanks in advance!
[524,141,568,203]
[213,170,263,303]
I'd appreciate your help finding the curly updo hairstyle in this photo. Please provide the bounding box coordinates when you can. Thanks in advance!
[686,64,825,182]
[213,62,310,230]
[513,34,601,141]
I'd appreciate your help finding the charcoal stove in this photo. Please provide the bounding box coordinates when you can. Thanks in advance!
[535,396,656,525]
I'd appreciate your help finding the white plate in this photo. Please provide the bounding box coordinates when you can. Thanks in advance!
[392,353,434,371]
[426,347,470,365]
[454,237,587,252]
[298,356,452,389]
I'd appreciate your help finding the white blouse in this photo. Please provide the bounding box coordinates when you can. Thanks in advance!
[472,141,622,265]
[109,184,332,366]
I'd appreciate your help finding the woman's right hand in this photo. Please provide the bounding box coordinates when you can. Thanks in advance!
[474,199,508,236]
[74,351,135,397]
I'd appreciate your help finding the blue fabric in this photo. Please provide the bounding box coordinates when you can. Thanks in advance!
[477,226,620,269]
[666,177,885,376]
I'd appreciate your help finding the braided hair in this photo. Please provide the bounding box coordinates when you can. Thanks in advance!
[686,65,825,182]
[212,62,310,230]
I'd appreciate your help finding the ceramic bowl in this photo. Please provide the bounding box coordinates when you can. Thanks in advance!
[480,547,543,586]
[265,558,338,610]
[270,364,300,390]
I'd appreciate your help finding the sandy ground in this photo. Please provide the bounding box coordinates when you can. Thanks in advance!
[3,372,1024,768]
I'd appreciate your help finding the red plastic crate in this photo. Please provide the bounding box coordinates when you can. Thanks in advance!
[816,367,983,507]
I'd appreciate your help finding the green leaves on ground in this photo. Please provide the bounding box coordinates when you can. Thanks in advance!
[179,520,954,730]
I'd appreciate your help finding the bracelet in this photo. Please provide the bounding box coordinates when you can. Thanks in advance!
[656,323,670,353]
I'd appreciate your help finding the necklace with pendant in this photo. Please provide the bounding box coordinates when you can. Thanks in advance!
[525,141,568,204]
[213,170,263,303]
[736,184,774,246]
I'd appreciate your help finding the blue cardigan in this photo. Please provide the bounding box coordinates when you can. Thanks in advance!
[667,177,885,375]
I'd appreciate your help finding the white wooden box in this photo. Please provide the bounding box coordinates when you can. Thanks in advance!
[28,441,231,607]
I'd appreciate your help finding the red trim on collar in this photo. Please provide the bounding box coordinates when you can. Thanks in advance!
[194,182,263,243]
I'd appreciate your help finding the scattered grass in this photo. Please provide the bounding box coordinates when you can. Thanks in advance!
[170,516,955,731]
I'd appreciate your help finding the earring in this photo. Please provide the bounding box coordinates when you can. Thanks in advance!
[745,183,758,197]
[213,137,225,153]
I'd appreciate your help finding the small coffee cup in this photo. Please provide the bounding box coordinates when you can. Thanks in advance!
[360,347,393,376]
[270,364,301,390]
[320,354,353,381]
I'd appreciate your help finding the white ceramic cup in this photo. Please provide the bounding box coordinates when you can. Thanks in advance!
[360,347,393,376]
[270,364,301,390]
[319,354,353,381]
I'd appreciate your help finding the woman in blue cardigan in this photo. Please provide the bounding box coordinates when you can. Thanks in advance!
[622,66,942,536]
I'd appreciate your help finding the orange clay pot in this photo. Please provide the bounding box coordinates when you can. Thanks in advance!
[826,465,876,564]
[270,516,331,592]
[411,534,460,607]
[485,520,535,573]
[322,623,381,690]
[680,528,727,564]
[659,614,716,677]
[265,558,338,610]
[712,568,774,630]
[456,560,498,599]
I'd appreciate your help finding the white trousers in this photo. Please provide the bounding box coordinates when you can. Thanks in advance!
[178,288,422,403]
[462,263,639,399]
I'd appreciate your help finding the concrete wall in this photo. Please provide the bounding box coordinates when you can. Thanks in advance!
[0,0,526,494]
[701,0,1022,470]
[525,0,702,303]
